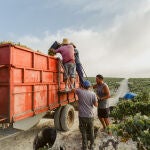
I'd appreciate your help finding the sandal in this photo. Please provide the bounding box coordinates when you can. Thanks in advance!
[100,128,105,132]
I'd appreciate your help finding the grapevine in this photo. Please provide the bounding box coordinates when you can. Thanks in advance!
[110,78,150,149]
[109,114,150,149]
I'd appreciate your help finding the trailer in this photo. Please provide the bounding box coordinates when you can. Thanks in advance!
[0,43,79,131]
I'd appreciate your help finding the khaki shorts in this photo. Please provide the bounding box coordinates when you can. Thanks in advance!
[63,62,76,80]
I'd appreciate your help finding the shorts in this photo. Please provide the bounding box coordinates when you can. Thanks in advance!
[98,108,110,118]
[63,62,76,80]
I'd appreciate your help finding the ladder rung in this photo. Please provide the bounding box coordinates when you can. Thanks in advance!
[58,90,72,94]
[0,117,7,122]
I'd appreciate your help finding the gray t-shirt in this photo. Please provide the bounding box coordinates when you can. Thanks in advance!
[96,83,109,109]
[76,88,97,118]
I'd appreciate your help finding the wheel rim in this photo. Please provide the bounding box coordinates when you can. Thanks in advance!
[67,109,74,128]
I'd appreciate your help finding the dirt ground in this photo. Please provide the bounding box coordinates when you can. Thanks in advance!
[0,110,137,150]
[0,79,137,150]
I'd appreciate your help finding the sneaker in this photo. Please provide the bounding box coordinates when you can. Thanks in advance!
[100,128,106,132]
[90,144,95,150]
[81,146,88,150]
[70,84,75,90]
[65,87,70,91]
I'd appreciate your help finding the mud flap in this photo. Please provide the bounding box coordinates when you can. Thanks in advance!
[13,112,46,130]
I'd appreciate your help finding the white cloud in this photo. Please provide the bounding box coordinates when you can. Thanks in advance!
[17,23,150,78]
[13,0,150,77]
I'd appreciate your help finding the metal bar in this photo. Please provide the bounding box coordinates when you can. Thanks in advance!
[32,52,35,68]
[0,117,7,123]
[57,59,61,91]
[0,65,8,68]
[32,85,35,114]
[22,68,25,83]
[47,84,50,108]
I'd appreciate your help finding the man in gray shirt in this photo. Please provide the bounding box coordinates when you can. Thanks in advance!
[74,80,98,150]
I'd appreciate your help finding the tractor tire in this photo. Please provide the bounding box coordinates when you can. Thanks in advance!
[54,106,63,131]
[60,104,75,131]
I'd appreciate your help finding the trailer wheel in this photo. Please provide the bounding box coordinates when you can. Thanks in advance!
[60,104,75,131]
[54,106,63,131]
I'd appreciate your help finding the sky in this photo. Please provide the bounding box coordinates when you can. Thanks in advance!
[0,0,150,78]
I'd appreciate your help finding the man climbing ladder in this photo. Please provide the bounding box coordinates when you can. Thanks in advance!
[49,38,76,91]
[48,38,88,90]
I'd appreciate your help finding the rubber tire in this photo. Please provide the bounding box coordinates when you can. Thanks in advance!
[54,106,63,131]
[60,104,75,131]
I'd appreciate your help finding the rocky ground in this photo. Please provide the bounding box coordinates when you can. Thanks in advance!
[0,110,137,150]
[0,79,138,150]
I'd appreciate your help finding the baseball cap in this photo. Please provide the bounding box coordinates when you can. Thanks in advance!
[83,80,91,88]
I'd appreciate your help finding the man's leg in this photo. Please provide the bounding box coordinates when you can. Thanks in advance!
[79,117,88,150]
[103,108,110,128]
[70,77,75,87]
[69,63,76,89]
[104,117,112,135]
[99,117,106,130]
[98,108,111,130]
[104,117,110,126]
[98,108,106,130]
[63,63,69,90]
[81,129,88,150]
[87,118,95,149]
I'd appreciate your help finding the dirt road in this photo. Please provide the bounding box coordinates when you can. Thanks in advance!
[109,78,129,106]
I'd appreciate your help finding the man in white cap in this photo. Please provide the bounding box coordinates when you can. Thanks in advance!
[55,38,76,91]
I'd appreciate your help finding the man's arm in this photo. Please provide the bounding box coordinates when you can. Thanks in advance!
[93,94,98,107]
[94,100,98,107]
[72,88,79,94]
[92,84,97,89]
[48,45,63,56]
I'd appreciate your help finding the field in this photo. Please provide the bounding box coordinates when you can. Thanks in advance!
[0,77,149,150]
[110,78,150,150]
[88,77,124,96]
[128,78,150,101]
